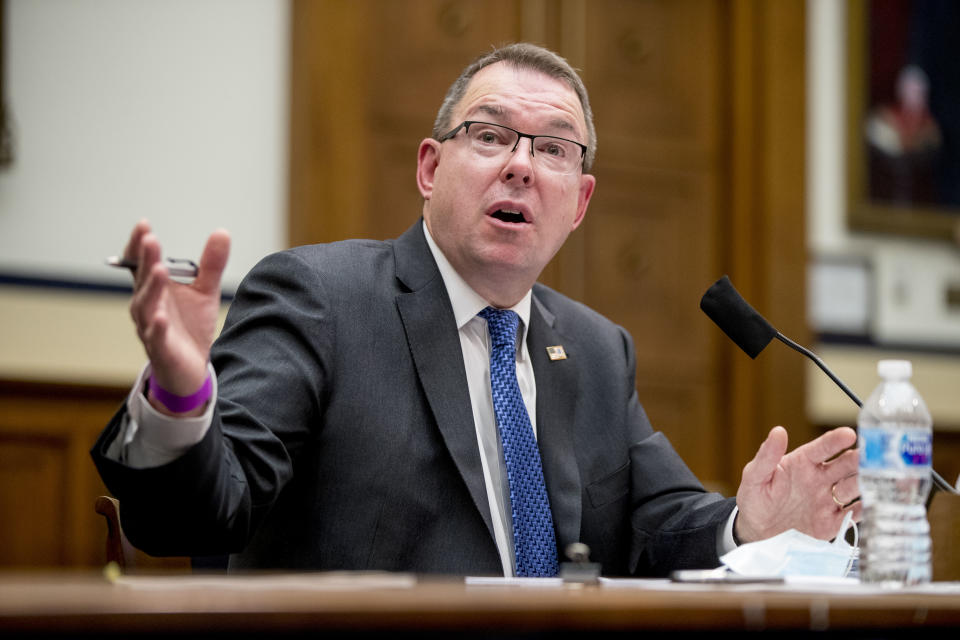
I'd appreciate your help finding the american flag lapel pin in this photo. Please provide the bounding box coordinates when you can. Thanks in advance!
[546,345,567,361]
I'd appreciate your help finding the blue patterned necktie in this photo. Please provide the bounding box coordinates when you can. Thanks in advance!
[478,306,558,577]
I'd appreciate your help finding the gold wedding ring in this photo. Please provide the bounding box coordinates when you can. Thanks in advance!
[831,482,861,510]
[831,482,845,508]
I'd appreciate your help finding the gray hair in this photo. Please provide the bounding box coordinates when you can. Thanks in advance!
[432,43,596,171]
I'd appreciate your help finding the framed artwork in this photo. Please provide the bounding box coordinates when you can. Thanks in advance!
[846,0,960,240]
[0,0,11,168]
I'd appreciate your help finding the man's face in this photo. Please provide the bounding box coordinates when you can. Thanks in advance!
[417,62,596,301]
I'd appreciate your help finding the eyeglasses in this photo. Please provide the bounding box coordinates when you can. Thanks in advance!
[438,121,587,175]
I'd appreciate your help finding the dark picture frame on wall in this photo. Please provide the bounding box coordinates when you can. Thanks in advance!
[1,0,13,168]
[846,0,960,240]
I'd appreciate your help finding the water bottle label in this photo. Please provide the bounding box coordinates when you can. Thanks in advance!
[899,432,932,466]
[860,430,888,469]
[860,429,931,469]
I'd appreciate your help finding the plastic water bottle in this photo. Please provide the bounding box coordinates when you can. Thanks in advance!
[857,359,933,585]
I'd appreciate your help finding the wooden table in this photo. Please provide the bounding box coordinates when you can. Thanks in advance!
[1,572,959,636]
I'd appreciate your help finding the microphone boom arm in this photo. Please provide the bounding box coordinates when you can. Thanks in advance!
[774,332,957,495]
[774,333,863,407]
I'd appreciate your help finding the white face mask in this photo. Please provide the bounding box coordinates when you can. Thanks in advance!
[720,511,859,579]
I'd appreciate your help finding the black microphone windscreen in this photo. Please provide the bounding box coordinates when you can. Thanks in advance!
[700,276,778,359]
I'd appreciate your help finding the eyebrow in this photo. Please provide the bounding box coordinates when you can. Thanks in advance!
[470,104,579,137]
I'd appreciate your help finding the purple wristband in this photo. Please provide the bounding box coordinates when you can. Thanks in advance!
[148,373,213,413]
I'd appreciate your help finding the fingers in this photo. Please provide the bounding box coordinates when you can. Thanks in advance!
[131,260,171,348]
[812,427,859,488]
[800,472,858,539]
[821,448,859,484]
[122,219,154,289]
[194,229,231,294]
[135,231,165,291]
[831,472,860,508]
[127,223,229,292]
[813,473,863,538]
[801,426,857,465]
[122,219,152,264]
[741,426,788,487]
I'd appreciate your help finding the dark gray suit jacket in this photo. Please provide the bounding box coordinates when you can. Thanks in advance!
[92,219,734,576]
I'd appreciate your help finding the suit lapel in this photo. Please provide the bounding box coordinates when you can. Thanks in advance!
[528,295,582,551]
[393,222,495,540]
[391,222,582,552]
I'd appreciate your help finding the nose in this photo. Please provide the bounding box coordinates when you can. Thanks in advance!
[500,137,535,186]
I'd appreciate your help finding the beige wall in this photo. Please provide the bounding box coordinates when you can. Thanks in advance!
[0,285,229,387]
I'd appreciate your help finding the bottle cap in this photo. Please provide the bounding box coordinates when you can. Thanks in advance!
[878,359,912,380]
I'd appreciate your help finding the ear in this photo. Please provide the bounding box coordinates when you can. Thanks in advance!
[570,173,596,231]
[416,138,441,200]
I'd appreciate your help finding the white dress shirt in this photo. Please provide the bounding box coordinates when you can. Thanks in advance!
[422,224,534,577]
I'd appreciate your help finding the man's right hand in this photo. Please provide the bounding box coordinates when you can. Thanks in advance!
[124,220,230,416]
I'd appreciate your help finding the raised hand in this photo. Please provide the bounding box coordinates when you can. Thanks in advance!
[734,425,861,543]
[124,220,230,414]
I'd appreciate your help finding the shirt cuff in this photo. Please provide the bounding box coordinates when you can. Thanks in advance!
[110,362,217,468]
[716,505,739,556]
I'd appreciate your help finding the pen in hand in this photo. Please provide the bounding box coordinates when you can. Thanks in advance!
[105,256,199,278]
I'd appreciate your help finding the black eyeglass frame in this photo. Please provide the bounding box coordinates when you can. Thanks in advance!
[438,120,587,168]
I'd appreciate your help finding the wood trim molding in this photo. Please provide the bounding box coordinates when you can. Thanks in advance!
[725,0,811,481]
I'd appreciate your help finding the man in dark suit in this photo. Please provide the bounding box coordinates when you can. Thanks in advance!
[92,43,860,576]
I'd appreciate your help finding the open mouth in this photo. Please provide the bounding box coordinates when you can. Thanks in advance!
[491,209,528,224]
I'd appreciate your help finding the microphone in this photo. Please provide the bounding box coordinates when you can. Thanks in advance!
[700,275,862,405]
[700,275,778,360]
[700,275,958,495]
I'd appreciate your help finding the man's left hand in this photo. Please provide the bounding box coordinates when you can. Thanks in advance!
[734,426,861,543]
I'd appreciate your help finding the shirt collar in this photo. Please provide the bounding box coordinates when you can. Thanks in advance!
[422,221,532,340]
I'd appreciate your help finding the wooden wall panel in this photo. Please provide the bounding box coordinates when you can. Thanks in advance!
[0,382,123,568]
[290,0,533,246]
[578,168,723,482]
[725,0,813,483]
[0,437,67,566]
[573,0,726,484]
[583,0,721,169]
